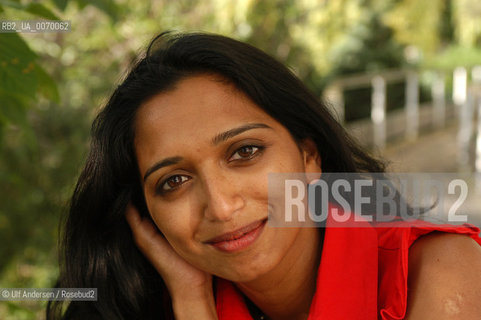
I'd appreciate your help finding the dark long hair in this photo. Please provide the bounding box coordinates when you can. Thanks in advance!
[47,31,385,319]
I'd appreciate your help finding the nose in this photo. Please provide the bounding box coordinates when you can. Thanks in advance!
[201,173,245,222]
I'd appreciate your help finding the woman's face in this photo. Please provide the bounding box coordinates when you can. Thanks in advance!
[134,74,321,282]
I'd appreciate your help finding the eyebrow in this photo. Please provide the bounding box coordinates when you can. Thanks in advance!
[143,156,183,182]
[211,123,272,145]
[143,123,272,183]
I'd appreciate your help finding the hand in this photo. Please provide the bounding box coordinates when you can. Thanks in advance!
[125,203,218,319]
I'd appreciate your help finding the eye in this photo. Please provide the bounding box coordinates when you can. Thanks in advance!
[229,145,263,161]
[158,175,191,193]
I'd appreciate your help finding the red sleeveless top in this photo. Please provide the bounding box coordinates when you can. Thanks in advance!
[215,215,481,319]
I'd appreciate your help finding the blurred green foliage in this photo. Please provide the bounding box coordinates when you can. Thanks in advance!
[1,0,481,318]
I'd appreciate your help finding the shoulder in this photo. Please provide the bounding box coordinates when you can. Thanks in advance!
[405,232,481,319]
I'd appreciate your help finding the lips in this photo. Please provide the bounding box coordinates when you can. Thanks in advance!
[205,219,267,253]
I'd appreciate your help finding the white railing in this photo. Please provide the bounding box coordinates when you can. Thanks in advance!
[323,66,481,172]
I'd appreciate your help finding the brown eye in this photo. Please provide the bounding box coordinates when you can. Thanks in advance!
[230,145,263,161]
[238,146,255,157]
[159,175,190,193]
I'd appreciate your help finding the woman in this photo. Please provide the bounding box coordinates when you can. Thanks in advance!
[47,32,481,319]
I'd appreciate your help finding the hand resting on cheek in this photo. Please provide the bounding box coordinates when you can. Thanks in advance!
[125,203,218,320]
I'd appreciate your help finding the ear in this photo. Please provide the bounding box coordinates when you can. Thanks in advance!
[300,138,322,174]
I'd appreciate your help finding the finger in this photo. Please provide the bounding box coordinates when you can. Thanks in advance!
[125,203,162,241]
[125,202,141,228]
[126,203,163,247]
[125,203,174,271]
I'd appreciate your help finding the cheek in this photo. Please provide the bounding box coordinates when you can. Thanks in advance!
[240,170,269,203]
[239,150,304,204]
[278,152,305,172]
[147,199,198,244]
[269,142,304,170]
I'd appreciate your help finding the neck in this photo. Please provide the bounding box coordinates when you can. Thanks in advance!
[235,227,323,320]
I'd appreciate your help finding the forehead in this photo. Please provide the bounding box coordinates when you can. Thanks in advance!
[134,74,277,145]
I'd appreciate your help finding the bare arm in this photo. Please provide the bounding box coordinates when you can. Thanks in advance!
[406,232,481,319]
[125,204,218,320]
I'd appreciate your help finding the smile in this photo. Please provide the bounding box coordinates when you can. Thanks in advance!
[205,219,267,253]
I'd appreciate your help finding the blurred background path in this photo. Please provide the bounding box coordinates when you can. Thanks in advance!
[382,122,459,172]
[380,121,481,227]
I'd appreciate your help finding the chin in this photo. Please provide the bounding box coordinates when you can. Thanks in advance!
[216,251,280,283]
